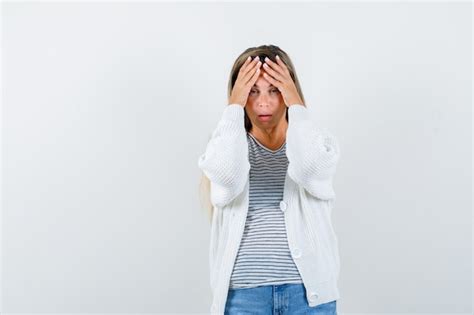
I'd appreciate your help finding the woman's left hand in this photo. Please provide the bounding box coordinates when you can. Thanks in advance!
[262,55,305,107]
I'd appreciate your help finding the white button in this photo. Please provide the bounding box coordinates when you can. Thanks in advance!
[309,292,319,301]
[279,200,287,212]
[211,303,218,312]
[292,247,302,258]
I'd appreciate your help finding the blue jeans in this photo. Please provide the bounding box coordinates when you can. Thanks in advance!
[224,283,337,314]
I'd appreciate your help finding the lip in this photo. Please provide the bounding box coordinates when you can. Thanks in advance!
[257,114,272,122]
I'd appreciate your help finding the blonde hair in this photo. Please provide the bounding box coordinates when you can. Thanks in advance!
[199,44,306,223]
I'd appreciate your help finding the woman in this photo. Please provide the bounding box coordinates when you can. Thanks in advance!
[198,44,341,315]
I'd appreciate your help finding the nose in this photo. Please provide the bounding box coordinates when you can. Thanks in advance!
[257,93,270,106]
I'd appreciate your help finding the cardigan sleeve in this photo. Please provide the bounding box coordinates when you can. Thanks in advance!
[198,104,251,208]
[286,104,340,201]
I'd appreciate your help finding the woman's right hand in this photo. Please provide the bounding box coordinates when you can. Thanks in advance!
[228,56,262,107]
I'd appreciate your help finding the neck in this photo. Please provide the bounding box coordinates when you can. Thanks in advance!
[250,118,288,150]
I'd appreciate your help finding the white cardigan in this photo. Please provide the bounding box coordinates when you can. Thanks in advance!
[198,104,341,314]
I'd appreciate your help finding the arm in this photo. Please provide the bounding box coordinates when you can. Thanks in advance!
[198,104,250,208]
[286,104,340,201]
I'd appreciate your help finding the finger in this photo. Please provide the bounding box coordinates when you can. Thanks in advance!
[262,62,285,82]
[262,71,282,89]
[240,57,261,80]
[275,55,290,75]
[242,59,261,83]
[239,56,252,70]
[264,57,287,77]
[238,56,253,76]
[246,63,262,86]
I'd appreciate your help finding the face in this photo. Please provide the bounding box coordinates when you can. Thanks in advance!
[245,72,287,130]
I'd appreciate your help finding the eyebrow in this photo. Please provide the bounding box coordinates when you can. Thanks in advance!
[252,84,276,88]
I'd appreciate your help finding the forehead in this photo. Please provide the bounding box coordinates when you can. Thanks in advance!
[253,75,275,88]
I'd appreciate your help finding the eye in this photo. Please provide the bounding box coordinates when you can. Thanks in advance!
[250,89,278,95]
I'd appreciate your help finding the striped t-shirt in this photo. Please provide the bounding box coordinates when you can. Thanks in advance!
[228,132,303,289]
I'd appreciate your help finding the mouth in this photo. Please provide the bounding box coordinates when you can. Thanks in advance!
[257,114,272,122]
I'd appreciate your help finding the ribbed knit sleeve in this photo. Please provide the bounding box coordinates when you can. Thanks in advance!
[286,104,340,201]
[198,104,251,208]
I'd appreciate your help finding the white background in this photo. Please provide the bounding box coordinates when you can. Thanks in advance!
[1,1,472,314]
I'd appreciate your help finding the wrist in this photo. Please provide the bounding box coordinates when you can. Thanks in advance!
[287,102,305,108]
[286,97,305,107]
[228,99,246,107]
